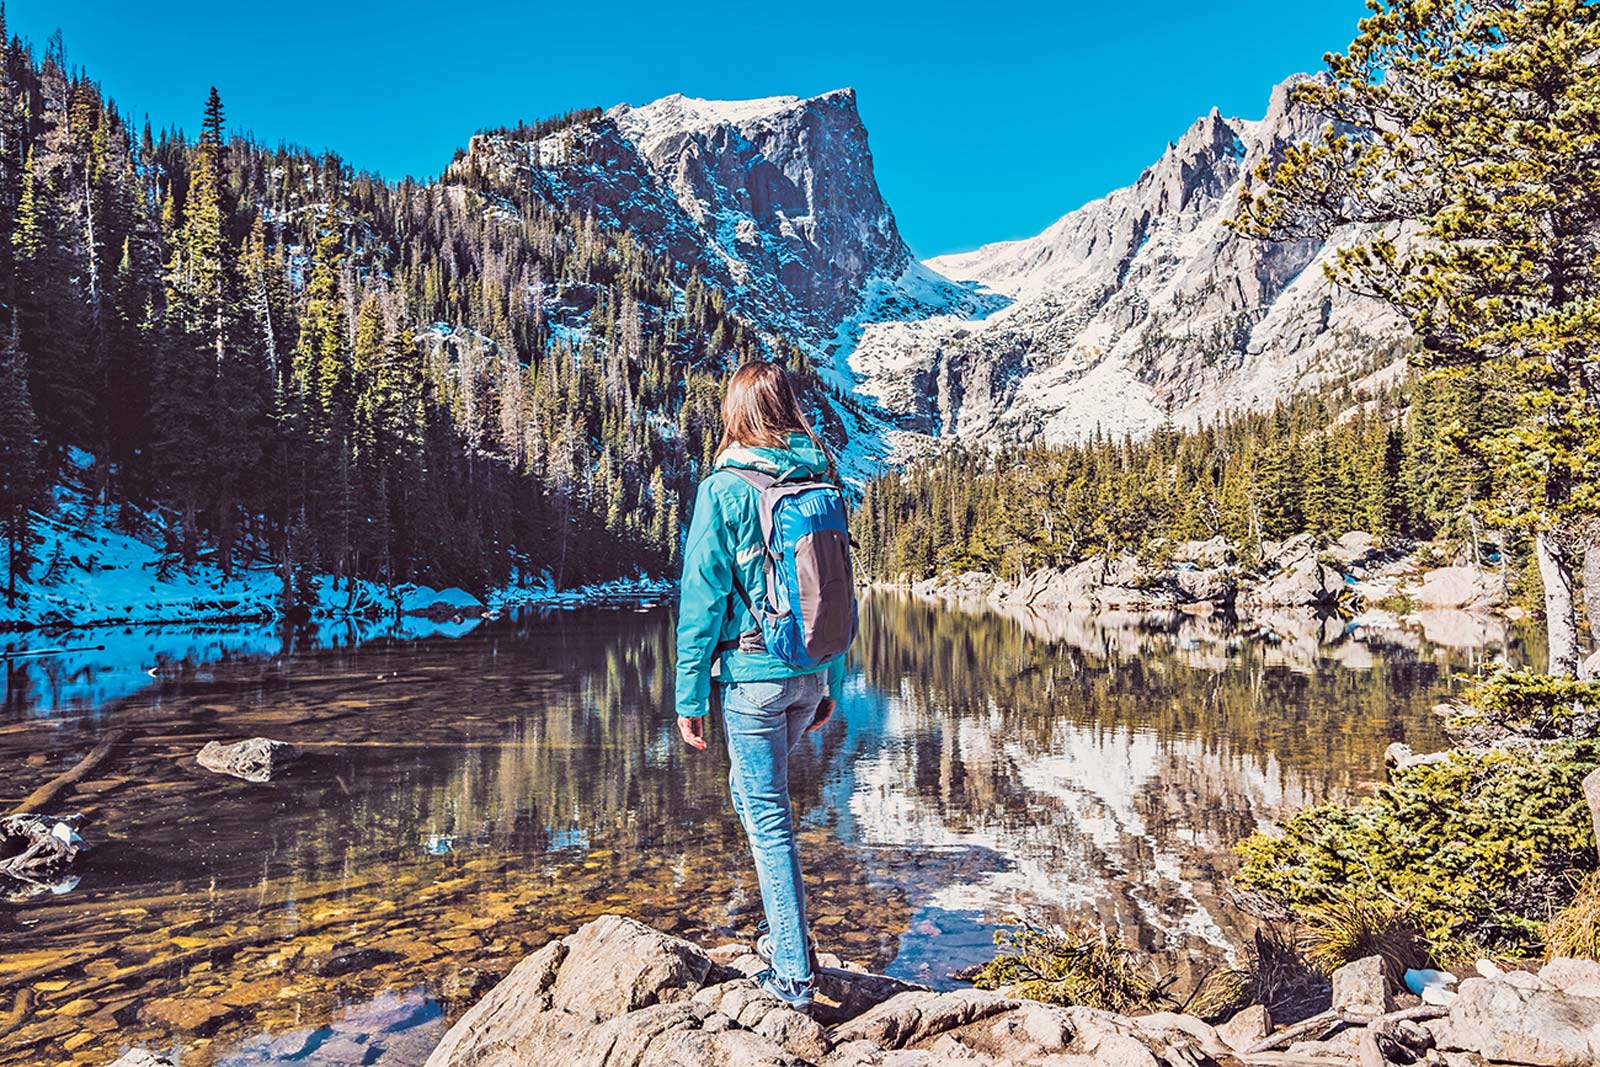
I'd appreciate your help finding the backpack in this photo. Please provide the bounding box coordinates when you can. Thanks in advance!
[718,468,857,670]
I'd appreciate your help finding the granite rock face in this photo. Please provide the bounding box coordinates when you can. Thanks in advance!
[900,76,1408,448]
[422,916,1228,1067]
[1447,968,1600,1066]
[451,90,992,361]
[448,78,1412,462]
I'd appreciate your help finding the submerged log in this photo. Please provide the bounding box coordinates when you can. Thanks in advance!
[8,730,130,816]
[0,989,32,1043]
[0,814,88,901]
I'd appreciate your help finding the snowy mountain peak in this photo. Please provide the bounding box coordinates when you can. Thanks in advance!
[862,74,1407,448]
[608,88,858,146]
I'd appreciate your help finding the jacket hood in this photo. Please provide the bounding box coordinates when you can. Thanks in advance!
[715,432,831,481]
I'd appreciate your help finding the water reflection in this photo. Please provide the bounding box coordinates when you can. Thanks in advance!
[0,593,1528,1066]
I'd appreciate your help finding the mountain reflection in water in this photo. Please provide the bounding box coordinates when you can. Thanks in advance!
[0,592,1528,1067]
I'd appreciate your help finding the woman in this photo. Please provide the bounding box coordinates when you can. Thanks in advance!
[675,360,847,1012]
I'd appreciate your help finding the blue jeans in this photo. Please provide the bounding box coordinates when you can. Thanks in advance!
[722,672,825,988]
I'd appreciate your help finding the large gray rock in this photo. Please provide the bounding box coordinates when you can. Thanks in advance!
[196,737,301,783]
[1331,956,1394,1018]
[108,1053,176,1067]
[549,914,720,1023]
[1241,534,1348,609]
[1407,566,1505,610]
[1539,959,1600,999]
[1447,974,1600,1066]
[1217,1004,1271,1052]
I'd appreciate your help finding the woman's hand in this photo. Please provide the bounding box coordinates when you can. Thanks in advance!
[807,697,836,733]
[678,715,708,750]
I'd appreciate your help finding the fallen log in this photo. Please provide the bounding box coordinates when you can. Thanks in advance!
[1244,1004,1447,1056]
[7,729,131,816]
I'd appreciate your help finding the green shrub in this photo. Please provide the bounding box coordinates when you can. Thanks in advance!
[1236,741,1600,961]
[969,921,1173,1012]
[1454,669,1600,740]
[1373,593,1417,615]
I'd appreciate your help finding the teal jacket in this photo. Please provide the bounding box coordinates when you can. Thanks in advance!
[675,433,848,719]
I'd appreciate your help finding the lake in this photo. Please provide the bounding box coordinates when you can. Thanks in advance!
[0,592,1528,1066]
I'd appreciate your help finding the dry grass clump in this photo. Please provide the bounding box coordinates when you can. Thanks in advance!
[1545,871,1600,962]
[1301,892,1425,980]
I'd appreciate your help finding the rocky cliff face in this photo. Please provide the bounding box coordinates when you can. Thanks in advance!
[452,79,1409,462]
[453,91,989,360]
[891,77,1409,444]
[608,90,904,336]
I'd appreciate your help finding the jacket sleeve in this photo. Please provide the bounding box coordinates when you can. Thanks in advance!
[675,477,734,719]
[826,655,846,703]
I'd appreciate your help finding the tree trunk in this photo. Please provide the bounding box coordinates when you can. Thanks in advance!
[1537,528,1581,677]
[1584,539,1600,679]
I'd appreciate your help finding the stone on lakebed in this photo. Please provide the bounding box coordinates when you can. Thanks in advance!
[196,737,301,783]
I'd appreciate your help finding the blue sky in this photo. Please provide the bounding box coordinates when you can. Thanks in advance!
[8,1,1368,257]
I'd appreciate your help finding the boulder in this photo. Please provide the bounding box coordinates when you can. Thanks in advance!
[1408,566,1504,610]
[1385,743,1452,774]
[1332,956,1394,1017]
[108,1053,176,1067]
[549,913,719,1022]
[1447,974,1600,1066]
[831,988,1017,1048]
[1011,555,1175,611]
[1538,958,1600,999]
[1173,536,1233,569]
[196,737,301,783]
[1174,564,1235,604]
[1242,536,1348,608]
[1217,1004,1272,1052]
[1336,531,1377,558]
[424,939,569,1066]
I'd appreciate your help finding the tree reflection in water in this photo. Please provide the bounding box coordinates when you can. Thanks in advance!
[0,594,1525,1067]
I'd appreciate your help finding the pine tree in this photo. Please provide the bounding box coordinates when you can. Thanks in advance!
[0,318,42,604]
[1235,0,1600,675]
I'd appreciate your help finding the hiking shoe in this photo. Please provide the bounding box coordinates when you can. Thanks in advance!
[755,922,821,973]
[755,968,815,1012]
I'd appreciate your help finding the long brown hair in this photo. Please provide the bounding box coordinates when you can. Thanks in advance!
[716,361,833,468]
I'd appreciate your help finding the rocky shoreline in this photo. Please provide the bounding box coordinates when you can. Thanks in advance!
[101,913,1578,1067]
[891,532,1510,620]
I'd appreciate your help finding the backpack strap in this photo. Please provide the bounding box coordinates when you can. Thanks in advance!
[714,468,778,656]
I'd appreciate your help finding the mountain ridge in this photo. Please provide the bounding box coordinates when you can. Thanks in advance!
[456,76,1408,460]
